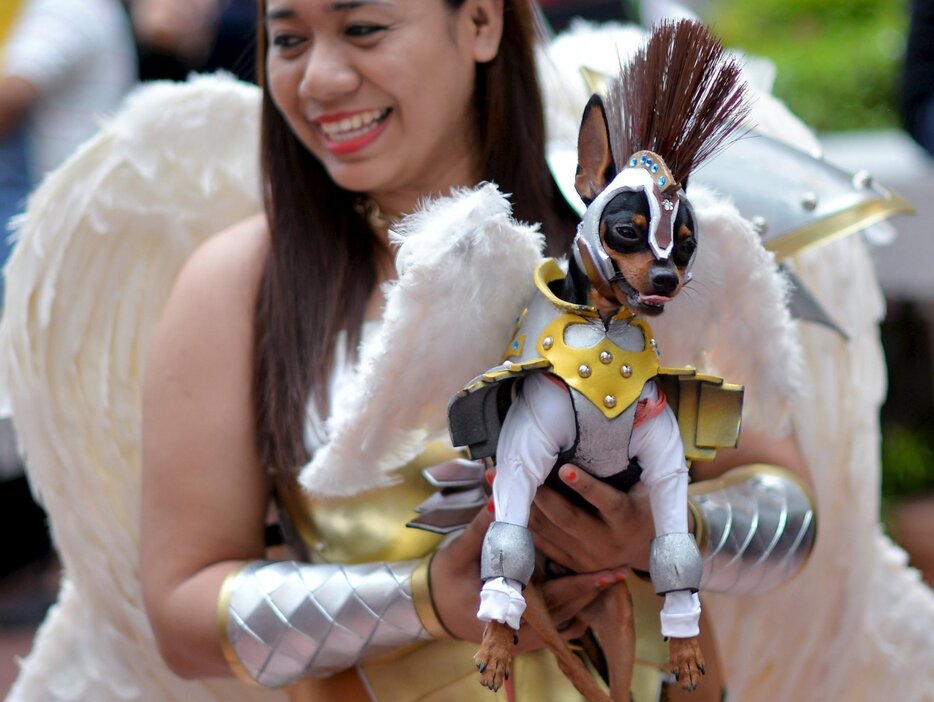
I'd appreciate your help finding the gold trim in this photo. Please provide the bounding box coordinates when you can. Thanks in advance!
[687,498,708,554]
[217,563,263,687]
[410,551,453,640]
[534,259,600,318]
[580,65,608,95]
[766,192,915,261]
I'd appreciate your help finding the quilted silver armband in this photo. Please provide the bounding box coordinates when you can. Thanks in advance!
[689,464,816,594]
[219,560,430,687]
[649,532,703,594]
[480,521,535,585]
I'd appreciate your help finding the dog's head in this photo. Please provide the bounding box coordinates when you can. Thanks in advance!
[573,94,697,317]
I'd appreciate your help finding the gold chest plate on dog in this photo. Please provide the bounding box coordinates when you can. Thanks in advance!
[536,314,659,419]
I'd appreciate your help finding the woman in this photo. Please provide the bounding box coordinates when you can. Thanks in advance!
[142,0,815,699]
[4,1,818,700]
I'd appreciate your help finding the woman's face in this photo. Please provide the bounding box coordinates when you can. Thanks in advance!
[265,0,503,214]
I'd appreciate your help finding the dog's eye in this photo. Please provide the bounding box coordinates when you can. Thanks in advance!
[604,224,642,252]
[673,237,696,267]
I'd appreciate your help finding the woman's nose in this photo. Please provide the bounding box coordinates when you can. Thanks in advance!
[298,40,360,101]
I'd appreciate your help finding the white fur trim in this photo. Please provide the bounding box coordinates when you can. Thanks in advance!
[651,185,802,433]
[298,184,544,496]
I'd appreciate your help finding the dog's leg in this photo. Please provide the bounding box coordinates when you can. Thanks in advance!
[474,621,515,693]
[668,636,706,692]
[521,583,612,702]
[585,581,636,702]
[666,609,722,701]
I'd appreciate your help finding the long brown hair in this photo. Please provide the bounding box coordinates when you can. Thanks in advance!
[253,0,576,477]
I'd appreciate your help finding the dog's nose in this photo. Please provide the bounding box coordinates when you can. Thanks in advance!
[650,267,680,296]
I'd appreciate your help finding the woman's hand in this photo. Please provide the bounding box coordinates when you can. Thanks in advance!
[429,501,627,650]
[530,464,655,573]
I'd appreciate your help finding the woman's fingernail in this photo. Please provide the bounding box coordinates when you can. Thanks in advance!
[485,469,495,485]
[486,498,495,514]
[560,465,578,483]
[596,576,611,588]
[614,572,627,582]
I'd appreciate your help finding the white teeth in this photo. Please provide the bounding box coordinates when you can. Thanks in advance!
[319,109,388,142]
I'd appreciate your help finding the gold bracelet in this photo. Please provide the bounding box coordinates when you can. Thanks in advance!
[216,563,263,686]
[687,498,708,554]
[410,551,453,639]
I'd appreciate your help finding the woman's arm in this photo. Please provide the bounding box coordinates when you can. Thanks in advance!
[529,429,813,574]
[140,214,272,679]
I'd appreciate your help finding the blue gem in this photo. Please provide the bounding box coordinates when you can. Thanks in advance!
[640,154,647,164]
[630,158,637,167]
[647,157,653,165]
[512,340,519,349]
[651,164,659,173]
[659,176,667,186]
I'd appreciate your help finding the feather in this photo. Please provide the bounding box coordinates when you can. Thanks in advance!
[2,74,282,702]
[298,184,544,496]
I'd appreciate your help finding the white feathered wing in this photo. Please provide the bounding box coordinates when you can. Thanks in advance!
[1,75,283,702]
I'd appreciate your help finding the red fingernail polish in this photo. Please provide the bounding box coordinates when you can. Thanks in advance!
[597,576,611,587]
[485,470,495,485]
[563,468,578,483]
[615,572,626,582]
[486,499,495,514]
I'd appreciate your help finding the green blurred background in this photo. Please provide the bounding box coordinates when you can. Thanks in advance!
[705,0,906,131]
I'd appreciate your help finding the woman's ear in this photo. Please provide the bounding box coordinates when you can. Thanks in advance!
[466,0,504,63]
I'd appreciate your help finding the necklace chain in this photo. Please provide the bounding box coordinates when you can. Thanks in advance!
[354,196,398,233]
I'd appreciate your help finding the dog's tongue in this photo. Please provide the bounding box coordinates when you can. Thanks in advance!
[639,294,672,306]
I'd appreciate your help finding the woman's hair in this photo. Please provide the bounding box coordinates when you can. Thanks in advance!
[253,0,576,477]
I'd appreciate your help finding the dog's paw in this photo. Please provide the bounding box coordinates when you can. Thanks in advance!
[668,636,706,692]
[474,621,516,693]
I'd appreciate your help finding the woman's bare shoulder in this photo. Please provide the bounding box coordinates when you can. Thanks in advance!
[149,214,270,367]
[177,213,270,306]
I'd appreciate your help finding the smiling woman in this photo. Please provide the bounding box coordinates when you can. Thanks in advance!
[263,0,487,203]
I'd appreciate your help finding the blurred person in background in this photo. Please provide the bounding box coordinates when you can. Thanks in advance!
[130,0,257,83]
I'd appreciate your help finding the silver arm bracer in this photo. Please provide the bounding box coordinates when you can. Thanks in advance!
[689,464,816,594]
[219,559,431,687]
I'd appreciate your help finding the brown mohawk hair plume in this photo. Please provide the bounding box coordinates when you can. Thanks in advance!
[605,19,752,186]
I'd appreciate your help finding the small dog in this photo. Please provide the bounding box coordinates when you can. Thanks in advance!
[447,20,750,701]
[468,94,705,702]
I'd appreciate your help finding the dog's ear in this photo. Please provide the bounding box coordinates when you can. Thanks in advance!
[575,94,617,206]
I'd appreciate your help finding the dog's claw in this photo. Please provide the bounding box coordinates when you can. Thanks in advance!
[698,663,706,676]
[477,662,487,673]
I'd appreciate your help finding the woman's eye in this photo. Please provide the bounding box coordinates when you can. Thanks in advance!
[345,24,387,38]
[271,33,304,49]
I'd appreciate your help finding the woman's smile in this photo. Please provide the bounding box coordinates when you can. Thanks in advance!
[315,107,392,154]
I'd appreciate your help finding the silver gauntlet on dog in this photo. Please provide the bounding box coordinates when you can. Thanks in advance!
[219,560,430,687]
[689,464,816,594]
[480,521,536,585]
[649,532,703,594]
